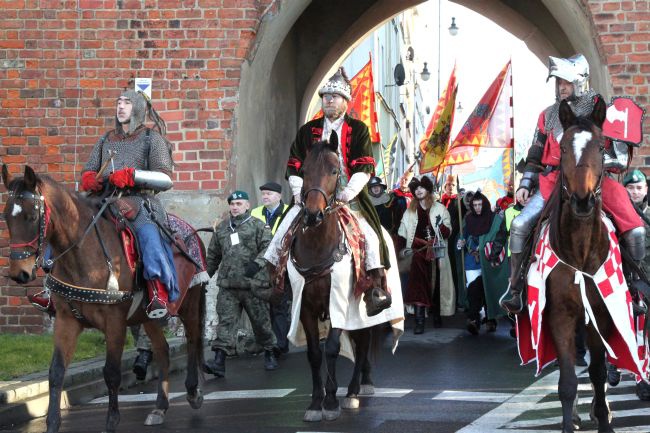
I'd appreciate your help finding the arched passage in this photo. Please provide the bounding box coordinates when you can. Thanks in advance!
[235,0,609,199]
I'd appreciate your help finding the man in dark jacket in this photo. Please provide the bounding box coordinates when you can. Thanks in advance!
[203,190,278,377]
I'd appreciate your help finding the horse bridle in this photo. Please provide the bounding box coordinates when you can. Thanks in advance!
[8,188,50,270]
[300,171,342,216]
[559,132,605,200]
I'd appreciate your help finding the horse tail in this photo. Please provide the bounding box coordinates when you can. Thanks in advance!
[196,236,208,381]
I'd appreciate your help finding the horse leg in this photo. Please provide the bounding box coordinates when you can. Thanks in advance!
[301,309,324,422]
[45,313,83,433]
[142,320,170,426]
[360,333,375,396]
[180,285,204,410]
[586,327,614,433]
[103,320,127,433]
[322,327,342,421]
[342,329,364,410]
[548,304,580,433]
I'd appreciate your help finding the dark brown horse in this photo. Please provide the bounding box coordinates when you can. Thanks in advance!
[2,164,206,433]
[542,98,617,433]
[292,139,382,422]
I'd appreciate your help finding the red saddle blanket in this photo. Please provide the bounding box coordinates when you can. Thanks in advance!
[516,215,650,381]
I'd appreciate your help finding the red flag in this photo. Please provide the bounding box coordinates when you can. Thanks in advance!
[312,55,381,143]
[451,61,513,149]
[418,65,457,174]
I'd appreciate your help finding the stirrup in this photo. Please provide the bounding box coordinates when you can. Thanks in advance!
[499,282,523,314]
[27,290,55,314]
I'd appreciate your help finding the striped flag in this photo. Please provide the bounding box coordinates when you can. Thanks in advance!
[382,133,398,183]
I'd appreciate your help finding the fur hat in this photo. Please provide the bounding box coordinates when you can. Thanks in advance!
[408,176,434,195]
[318,67,352,101]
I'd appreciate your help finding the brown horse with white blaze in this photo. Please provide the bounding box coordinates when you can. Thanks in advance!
[542,97,615,433]
[2,164,206,433]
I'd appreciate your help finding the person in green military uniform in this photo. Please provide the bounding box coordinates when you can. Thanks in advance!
[264,67,392,317]
[203,190,278,377]
[621,169,650,401]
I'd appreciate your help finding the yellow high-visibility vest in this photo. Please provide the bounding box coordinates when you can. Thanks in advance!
[251,204,289,234]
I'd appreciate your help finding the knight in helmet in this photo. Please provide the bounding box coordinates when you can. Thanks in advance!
[264,67,392,316]
[80,89,178,319]
[500,54,646,313]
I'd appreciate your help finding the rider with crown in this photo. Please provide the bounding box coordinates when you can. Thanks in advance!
[264,67,392,317]
[500,54,646,313]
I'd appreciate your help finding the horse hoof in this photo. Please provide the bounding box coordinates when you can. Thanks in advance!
[187,388,203,409]
[341,396,360,409]
[144,409,166,426]
[359,384,375,395]
[322,407,341,421]
[303,410,323,422]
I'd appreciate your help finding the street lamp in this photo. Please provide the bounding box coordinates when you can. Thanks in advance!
[456,101,463,113]
[448,17,459,36]
[420,62,431,81]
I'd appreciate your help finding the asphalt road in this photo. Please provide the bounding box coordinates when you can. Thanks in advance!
[8,315,650,433]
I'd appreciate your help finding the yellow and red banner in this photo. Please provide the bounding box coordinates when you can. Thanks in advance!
[450,60,513,149]
[419,65,458,174]
[313,55,381,143]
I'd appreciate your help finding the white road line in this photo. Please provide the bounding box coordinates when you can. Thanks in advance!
[203,388,295,400]
[432,390,515,403]
[456,370,562,433]
[335,387,412,398]
[508,410,650,429]
[89,392,185,404]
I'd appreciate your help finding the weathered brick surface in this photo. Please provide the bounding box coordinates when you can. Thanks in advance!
[1,0,649,332]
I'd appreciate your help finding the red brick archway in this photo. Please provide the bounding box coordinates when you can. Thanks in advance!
[1,0,649,332]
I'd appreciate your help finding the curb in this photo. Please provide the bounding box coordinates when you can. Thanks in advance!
[0,337,188,430]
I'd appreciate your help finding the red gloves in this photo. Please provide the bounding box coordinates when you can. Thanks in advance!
[81,171,103,192]
[109,167,135,189]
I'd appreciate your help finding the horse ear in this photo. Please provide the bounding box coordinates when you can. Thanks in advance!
[558,100,576,131]
[23,165,38,191]
[1,164,11,189]
[591,97,607,128]
[328,131,339,152]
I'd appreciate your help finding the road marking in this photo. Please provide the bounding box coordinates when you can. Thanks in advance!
[89,392,185,404]
[507,409,650,429]
[335,387,412,398]
[203,388,295,400]
[433,390,515,403]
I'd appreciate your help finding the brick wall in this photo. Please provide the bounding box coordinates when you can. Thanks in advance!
[0,0,276,333]
[1,0,650,332]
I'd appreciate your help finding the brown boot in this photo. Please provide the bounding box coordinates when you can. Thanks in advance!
[364,268,392,317]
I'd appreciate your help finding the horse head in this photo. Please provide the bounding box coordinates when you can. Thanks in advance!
[2,164,46,283]
[300,134,340,227]
[558,97,607,218]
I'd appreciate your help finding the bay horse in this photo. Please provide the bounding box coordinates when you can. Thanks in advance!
[2,164,206,433]
[291,139,387,422]
[541,97,619,433]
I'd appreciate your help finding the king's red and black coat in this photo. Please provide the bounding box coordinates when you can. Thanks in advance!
[286,115,390,268]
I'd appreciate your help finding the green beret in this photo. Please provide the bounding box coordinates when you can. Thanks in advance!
[227,190,249,203]
[623,169,646,186]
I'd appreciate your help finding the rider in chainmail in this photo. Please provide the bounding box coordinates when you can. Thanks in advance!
[81,89,177,320]
[500,54,646,314]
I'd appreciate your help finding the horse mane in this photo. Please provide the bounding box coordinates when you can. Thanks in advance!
[7,173,101,211]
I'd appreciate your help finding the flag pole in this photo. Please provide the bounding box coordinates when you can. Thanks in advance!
[456,174,466,293]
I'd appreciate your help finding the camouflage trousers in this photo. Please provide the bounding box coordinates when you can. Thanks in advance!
[211,287,277,355]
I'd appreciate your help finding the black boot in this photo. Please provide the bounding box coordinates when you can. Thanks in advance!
[203,349,226,377]
[364,268,392,317]
[414,306,425,335]
[264,349,278,371]
[606,361,620,387]
[132,349,153,381]
[500,252,525,314]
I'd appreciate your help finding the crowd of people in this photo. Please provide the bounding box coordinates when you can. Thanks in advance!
[23,53,649,401]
